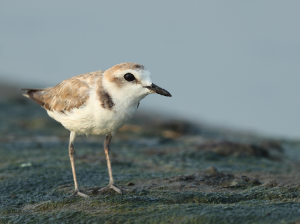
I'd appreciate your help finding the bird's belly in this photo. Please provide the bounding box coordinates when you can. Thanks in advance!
[47,100,138,135]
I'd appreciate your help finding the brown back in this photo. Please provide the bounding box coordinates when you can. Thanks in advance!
[23,71,103,113]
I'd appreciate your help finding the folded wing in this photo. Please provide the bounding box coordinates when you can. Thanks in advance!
[21,76,91,113]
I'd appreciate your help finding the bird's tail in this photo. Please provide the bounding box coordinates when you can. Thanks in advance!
[20,88,48,106]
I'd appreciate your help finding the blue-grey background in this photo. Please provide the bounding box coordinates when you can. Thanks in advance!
[1,1,299,138]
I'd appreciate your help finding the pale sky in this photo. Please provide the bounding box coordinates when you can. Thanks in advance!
[1,1,300,138]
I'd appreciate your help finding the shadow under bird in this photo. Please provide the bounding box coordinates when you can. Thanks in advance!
[21,63,172,197]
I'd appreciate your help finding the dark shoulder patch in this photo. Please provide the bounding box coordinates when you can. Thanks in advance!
[137,102,140,108]
[100,91,115,110]
[97,75,115,110]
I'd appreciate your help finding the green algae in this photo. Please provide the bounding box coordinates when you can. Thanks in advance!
[1,101,300,223]
[2,202,300,224]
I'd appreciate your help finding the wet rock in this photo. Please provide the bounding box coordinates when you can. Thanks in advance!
[261,140,283,152]
[204,166,219,175]
[249,179,261,185]
[240,176,250,182]
[1,98,300,223]
[169,175,195,182]
[262,181,278,187]
[127,182,135,186]
[197,172,261,188]
[157,120,196,135]
[175,175,195,181]
[290,184,300,190]
[90,187,100,194]
[9,195,18,198]
[158,171,261,190]
[129,138,161,147]
[196,141,282,159]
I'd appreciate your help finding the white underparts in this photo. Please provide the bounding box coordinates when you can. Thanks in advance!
[47,87,145,135]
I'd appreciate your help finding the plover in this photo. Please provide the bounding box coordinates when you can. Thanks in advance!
[21,63,171,197]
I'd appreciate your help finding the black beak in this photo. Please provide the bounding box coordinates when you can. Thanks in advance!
[144,83,172,97]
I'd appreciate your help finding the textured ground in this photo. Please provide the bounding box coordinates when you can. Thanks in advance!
[1,95,300,223]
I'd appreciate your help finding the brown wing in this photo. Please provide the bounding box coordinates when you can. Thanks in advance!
[22,73,99,113]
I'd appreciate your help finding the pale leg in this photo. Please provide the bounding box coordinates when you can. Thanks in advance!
[68,131,89,198]
[98,133,122,194]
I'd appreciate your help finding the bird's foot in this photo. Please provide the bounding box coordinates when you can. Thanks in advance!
[68,190,90,198]
[98,184,123,195]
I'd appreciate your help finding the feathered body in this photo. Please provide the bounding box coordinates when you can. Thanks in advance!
[23,63,153,135]
[21,62,171,196]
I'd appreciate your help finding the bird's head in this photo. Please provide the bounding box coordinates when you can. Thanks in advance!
[103,63,171,103]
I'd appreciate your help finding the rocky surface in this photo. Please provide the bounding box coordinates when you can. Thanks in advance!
[1,94,300,223]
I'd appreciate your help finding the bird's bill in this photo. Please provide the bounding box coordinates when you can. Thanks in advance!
[144,83,172,97]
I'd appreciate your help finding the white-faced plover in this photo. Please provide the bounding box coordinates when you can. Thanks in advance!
[21,63,171,197]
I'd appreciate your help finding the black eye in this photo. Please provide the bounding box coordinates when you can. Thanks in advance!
[124,73,135,82]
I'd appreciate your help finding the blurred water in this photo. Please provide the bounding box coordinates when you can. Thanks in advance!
[1,1,300,138]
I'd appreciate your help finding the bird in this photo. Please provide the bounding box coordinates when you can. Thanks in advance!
[21,62,172,197]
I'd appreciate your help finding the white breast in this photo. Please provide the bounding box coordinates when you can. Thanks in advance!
[47,89,139,135]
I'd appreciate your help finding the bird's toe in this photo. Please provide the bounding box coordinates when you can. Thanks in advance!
[98,184,123,195]
[67,190,90,198]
